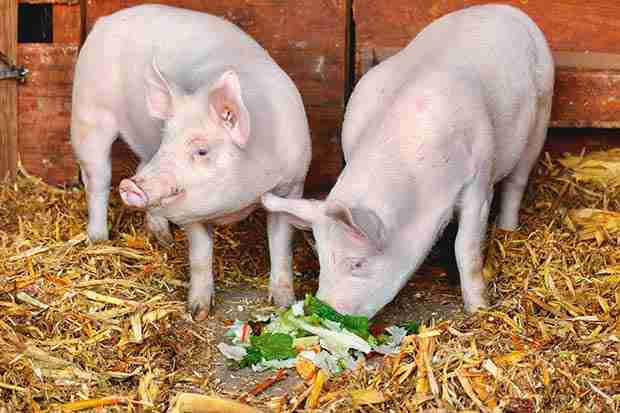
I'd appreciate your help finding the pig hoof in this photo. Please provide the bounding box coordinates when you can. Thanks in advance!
[187,285,214,321]
[146,214,174,247]
[496,215,519,231]
[188,299,212,321]
[152,229,174,247]
[87,227,109,242]
[192,305,211,321]
[463,298,489,314]
[268,288,295,308]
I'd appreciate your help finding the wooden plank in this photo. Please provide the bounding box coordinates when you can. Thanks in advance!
[18,43,76,97]
[554,51,620,71]
[552,68,620,128]
[86,0,346,194]
[17,44,79,185]
[544,128,620,158]
[53,3,81,44]
[0,0,18,181]
[354,0,620,55]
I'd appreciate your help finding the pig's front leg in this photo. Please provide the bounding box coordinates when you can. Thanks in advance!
[184,222,214,321]
[455,179,492,314]
[266,185,303,307]
[145,212,174,247]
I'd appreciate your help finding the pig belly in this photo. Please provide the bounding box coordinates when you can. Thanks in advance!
[210,203,259,226]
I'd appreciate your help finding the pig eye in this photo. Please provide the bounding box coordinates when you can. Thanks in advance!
[195,148,208,157]
[347,257,367,274]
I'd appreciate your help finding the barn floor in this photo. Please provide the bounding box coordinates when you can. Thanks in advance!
[1,146,620,412]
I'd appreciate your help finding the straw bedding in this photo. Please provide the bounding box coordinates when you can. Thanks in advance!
[0,150,619,412]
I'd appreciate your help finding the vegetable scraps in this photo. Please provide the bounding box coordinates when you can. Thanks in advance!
[217,294,417,375]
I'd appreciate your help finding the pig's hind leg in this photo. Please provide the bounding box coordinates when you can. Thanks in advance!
[455,172,493,314]
[71,114,118,241]
[497,96,551,230]
[266,183,305,307]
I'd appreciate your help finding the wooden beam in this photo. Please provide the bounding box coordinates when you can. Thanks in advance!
[0,0,18,181]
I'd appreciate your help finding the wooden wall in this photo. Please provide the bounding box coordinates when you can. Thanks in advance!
[18,0,80,185]
[11,0,620,191]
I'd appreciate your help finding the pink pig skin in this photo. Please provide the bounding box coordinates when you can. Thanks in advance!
[262,5,554,318]
[70,5,311,320]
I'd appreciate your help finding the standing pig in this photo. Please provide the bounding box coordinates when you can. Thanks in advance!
[262,5,553,317]
[70,5,311,319]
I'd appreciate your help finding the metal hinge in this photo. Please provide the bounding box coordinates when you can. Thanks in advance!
[0,50,28,83]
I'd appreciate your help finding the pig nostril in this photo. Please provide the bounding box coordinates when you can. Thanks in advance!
[119,179,148,209]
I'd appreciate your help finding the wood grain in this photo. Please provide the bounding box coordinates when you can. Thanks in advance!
[0,0,18,181]
[17,44,79,185]
[53,3,81,44]
[354,0,620,54]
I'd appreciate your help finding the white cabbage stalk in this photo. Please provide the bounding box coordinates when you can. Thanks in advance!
[251,358,297,372]
[217,343,247,361]
[286,316,371,354]
[373,325,408,355]
[291,300,305,316]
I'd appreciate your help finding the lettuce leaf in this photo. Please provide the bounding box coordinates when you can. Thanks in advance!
[284,311,371,354]
[238,346,262,369]
[250,333,297,361]
[304,294,370,339]
[400,321,420,335]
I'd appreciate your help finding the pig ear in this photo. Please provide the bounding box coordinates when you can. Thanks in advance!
[145,58,175,120]
[261,193,322,230]
[209,70,251,148]
[325,201,386,251]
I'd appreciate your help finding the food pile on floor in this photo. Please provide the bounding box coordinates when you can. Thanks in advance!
[217,294,418,374]
[1,149,619,412]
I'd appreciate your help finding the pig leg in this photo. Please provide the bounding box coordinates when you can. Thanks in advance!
[266,184,304,307]
[497,99,551,230]
[72,118,117,241]
[137,161,174,246]
[185,222,214,321]
[145,212,173,247]
[455,176,493,314]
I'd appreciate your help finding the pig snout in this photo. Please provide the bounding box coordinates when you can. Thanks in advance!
[119,171,184,209]
[317,289,360,316]
[119,178,148,209]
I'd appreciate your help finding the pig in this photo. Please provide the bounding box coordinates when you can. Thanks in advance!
[70,5,311,320]
[261,4,554,317]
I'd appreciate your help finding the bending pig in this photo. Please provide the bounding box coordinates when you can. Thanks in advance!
[262,4,553,317]
[71,5,311,319]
